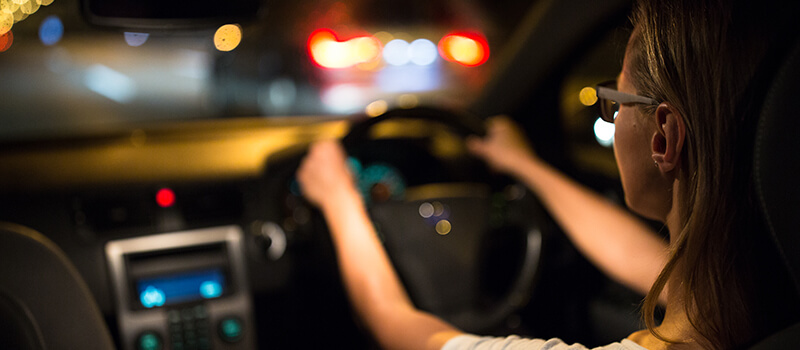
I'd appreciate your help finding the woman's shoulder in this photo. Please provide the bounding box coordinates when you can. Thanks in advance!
[442,334,648,350]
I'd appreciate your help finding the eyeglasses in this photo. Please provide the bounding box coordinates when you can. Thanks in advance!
[595,80,659,123]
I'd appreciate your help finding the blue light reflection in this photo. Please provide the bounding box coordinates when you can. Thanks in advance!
[84,64,136,103]
[38,15,63,46]
[377,65,441,93]
[124,32,149,47]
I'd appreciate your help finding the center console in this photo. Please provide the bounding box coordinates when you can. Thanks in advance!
[106,226,256,350]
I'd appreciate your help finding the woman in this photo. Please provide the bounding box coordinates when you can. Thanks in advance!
[297,0,799,348]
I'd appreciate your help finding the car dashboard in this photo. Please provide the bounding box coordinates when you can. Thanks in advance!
[1,116,552,349]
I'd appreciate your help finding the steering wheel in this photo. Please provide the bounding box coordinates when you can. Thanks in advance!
[341,107,547,333]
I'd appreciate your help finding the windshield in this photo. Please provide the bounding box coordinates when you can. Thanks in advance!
[0,0,530,141]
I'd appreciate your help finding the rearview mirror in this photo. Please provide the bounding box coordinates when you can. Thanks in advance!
[81,0,263,30]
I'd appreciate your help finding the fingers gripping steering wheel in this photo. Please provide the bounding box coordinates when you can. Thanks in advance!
[342,107,546,333]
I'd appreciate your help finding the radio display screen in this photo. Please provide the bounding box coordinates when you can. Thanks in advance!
[136,268,227,308]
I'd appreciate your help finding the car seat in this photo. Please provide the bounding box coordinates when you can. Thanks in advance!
[748,33,800,349]
[0,222,115,350]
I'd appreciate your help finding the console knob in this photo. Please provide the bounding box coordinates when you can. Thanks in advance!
[218,317,244,343]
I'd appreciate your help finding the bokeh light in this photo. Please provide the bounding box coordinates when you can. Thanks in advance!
[214,24,242,52]
[409,39,437,66]
[593,117,615,147]
[419,202,434,218]
[322,84,364,113]
[155,188,175,208]
[0,11,12,35]
[308,29,382,69]
[38,15,63,46]
[383,39,410,66]
[365,99,388,117]
[13,9,26,23]
[20,0,39,15]
[0,30,12,52]
[2,0,19,13]
[397,94,419,108]
[84,64,136,103]
[124,32,149,47]
[373,31,393,44]
[579,87,598,106]
[438,32,490,67]
[0,0,50,37]
[435,220,452,235]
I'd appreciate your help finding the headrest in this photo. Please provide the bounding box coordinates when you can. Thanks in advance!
[754,38,800,297]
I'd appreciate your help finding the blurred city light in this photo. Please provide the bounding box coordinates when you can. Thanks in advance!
[1,0,19,14]
[258,78,297,114]
[38,15,63,46]
[365,99,388,117]
[214,24,242,52]
[377,64,441,93]
[124,32,149,47]
[322,84,364,113]
[438,32,489,67]
[409,39,437,66]
[308,29,382,69]
[0,11,12,35]
[594,117,615,147]
[84,64,136,103]
[20,0,40,15]
[579,87,598,106]
[2,0,56,36]
[435,219,452,235]
[0,30,12,52]
[397,94,419,108]
[383,39,410,66]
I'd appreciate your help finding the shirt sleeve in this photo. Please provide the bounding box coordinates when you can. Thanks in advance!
[442,334,648,350]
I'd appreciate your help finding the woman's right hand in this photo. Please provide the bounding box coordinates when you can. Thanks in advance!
[467,115,539,177]
[297,140,361,212]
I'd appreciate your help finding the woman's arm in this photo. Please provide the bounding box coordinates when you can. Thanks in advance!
[467,116,668,297]
[298,140,463,350]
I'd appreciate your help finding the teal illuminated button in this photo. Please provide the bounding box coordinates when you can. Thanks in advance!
[140,286,166,308]
[136,331,163,350]
[199,280,223,299]
[218,317,243,343]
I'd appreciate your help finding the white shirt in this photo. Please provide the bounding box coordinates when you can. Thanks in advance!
[443,335,648,350]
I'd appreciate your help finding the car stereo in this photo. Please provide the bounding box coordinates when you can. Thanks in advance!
[106,226,256,350]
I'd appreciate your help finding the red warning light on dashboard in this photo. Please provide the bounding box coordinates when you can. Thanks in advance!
[438,32,490,67]
[156,188,176,208]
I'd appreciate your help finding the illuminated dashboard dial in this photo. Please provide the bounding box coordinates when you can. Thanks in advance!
[350,157,406,205]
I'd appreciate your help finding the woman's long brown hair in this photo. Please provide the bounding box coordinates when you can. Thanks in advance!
[626,0,800,348]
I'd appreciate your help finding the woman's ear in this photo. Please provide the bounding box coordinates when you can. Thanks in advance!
[651,102,685,173]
